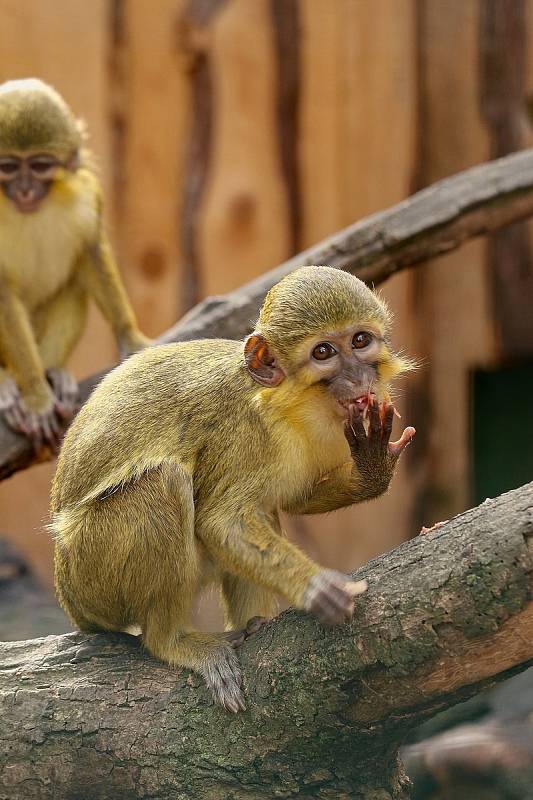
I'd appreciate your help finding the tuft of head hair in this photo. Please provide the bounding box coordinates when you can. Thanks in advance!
[0,78,83,159]
[256,266,391,355]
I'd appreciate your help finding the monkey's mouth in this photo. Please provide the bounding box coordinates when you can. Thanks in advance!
[13,193,42,213]
[338,392,375,415]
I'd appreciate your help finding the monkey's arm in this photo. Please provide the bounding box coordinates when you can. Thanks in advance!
[81,229,151,356]
[198,509,360,625]
[0,276,53,411]
[287,403,415,515]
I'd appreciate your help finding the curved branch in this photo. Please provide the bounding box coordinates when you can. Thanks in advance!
[2,149,533,480]
[1,483,532,798]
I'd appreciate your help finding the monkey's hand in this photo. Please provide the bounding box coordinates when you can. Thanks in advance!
[303,569,367,626]
[0,375,63,453]
[344,400,415,499]
[47,368,79,420]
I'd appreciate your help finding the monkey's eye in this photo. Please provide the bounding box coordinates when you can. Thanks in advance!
[312,342,337,361]
[352,331,373,350]
[0,159,19,177]
[29,158,58,176]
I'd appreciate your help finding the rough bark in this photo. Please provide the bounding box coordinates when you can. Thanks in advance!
[1,482,532,799]
[2,149,533,482]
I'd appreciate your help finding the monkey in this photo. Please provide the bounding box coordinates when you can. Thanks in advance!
[51,265,416,712]
[0,78,150,452]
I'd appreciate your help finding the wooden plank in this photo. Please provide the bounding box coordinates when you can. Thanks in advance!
[480,0,533,357]
[299,0,416,245]
[411,0,495,526]
[111,0,188,334]
[197,0,292,294]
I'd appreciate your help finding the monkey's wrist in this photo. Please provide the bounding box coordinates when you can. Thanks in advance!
[20,382,55,412]
[117,330,152,357]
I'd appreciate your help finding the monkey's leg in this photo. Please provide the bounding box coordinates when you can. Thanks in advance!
[221,573,275,635]
[54,463,246,712]
[142,607,246,713]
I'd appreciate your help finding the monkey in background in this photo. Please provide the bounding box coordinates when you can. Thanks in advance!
[0,78,150,452]
[51,265,416,712]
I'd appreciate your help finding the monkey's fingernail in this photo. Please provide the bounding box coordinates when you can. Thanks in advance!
[345,579,368,596]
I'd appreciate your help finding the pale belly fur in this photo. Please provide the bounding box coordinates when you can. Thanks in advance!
[0,187,98,310]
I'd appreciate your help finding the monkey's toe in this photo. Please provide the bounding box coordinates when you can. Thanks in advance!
[201,645,246,713]
[244,616,268,636]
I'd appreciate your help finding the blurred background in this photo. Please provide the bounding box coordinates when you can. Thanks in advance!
[0,0,533,637]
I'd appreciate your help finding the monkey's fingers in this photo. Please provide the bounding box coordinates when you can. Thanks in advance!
[225,617,269,650]
[39,411,64,454]
[380,402,395,448]
[345,580,368,597]
[244,616,269,636]
[47,368,79,419]
[3,403,30,435]
[367,397,382,450]
[388,426,416,458]
[305,570,365,627]
[344,405,367,451]
[224,629,247,648]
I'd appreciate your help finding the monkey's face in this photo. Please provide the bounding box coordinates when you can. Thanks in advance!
[299,325,386,417]
[245,322,406,421]
[0,153,69,213]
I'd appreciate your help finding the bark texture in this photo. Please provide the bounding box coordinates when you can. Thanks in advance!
[1,148,533,481]
[1,483,532,799]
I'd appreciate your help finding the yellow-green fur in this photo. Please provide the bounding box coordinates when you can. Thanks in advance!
[51,265,411,709]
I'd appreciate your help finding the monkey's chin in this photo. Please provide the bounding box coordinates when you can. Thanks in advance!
[13,199,42,213]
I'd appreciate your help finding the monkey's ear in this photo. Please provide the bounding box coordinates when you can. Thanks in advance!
[244,333,285,387]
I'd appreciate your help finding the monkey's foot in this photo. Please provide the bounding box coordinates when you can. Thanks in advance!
[225,616,269,648]
[200,644,245,713]
[0,376,62,453]
[46,367,79,419]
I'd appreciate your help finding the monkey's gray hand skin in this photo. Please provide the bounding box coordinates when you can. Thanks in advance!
[0,375,63,453]
[200,644,246,713]
[303,569,367,626]
[47,367,79,420]
[225,616,269,648]
[345,400,415,497]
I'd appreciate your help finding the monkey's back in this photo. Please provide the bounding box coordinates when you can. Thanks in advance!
[52,340,260,512]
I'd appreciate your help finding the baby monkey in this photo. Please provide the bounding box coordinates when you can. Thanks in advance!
[52,266,415,712]
[0,79,150,452]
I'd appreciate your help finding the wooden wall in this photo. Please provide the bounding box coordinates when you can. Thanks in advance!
[0,0,531,593]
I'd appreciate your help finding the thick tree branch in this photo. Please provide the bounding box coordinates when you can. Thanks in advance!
[1,483,532,798]
[2,149,533,481]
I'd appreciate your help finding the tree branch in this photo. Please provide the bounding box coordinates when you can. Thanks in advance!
[1,483,532,798]
[2,148,533,481]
